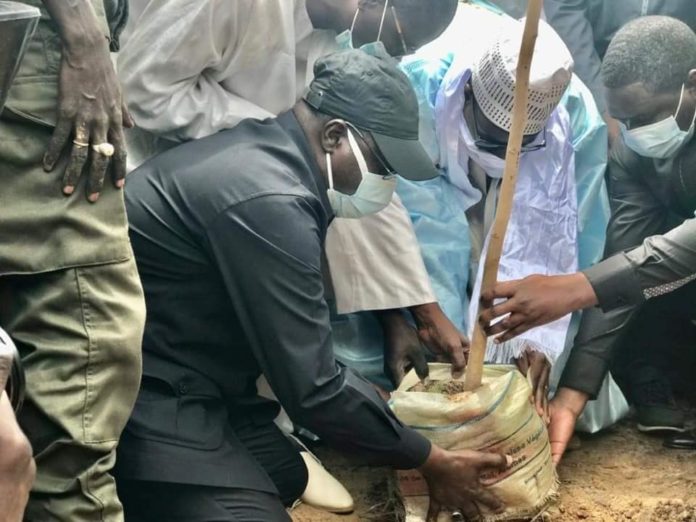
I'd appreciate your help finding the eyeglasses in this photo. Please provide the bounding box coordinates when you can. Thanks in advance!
[345,122,397,176]
[469,93,547,153]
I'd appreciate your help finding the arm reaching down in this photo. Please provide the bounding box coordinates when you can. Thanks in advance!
[206,194,432,468]
[41,0,132,202]
[205,193,509,516]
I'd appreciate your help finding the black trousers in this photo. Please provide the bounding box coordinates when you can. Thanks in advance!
[611,281,696,398]
[117,419,308,522]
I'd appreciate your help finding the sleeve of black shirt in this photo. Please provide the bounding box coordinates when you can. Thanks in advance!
[560,148,668,398]
[204,193,431,470]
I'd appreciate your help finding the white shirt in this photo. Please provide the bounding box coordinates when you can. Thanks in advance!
[119,0,337,167]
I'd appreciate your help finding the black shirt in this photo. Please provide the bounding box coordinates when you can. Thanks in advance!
[116,111,430,491]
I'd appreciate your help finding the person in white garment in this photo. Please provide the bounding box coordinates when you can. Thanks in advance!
[119,0,468,390]
[394,12,627,429]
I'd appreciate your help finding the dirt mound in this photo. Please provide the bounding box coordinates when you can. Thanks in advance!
[291,419,696,522]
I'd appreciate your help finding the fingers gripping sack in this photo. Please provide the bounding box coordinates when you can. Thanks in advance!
[391,364,559,521]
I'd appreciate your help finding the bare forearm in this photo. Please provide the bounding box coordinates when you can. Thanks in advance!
[40,0,104,50]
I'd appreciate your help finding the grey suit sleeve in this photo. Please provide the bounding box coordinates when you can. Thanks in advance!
[545,0,607,113]
[559,149,668,398]
[205,194,431,469]
[584,219,696,312]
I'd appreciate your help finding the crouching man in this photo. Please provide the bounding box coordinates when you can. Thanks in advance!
[115,50,509,522]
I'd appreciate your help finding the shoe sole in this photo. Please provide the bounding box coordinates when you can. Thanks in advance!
[637,423,686,434]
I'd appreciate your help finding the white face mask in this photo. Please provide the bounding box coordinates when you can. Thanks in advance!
[326,128,397,219]
[335,1,390,57]
[621,84,696,159]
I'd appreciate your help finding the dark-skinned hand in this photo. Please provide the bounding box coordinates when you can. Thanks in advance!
[514,348,551,423]
[43,28,133,202]
[411,302,469,379]
[380,310,429,387]
[419,445,510,521]
[480,274,598,343]
[548,388,588,466]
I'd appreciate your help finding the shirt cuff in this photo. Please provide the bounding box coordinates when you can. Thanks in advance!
[558,349,610,400]
[582,254,645,312]
[393,429,432,470]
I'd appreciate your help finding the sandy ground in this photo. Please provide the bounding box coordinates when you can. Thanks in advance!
[290,418,696,522]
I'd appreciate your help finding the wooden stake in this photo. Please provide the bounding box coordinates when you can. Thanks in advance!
[463,0,545,391]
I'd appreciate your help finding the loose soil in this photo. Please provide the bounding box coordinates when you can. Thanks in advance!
[291,417,696,522]
[408,379,468,395]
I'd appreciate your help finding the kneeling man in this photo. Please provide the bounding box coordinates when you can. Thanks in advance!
[116,50,509,522]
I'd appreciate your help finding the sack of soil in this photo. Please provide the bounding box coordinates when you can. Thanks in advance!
[390,364,558,521]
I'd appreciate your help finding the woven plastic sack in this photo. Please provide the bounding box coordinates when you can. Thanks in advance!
[391,364,558,521]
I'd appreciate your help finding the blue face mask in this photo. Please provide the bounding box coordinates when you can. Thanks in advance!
[335,1,390,57]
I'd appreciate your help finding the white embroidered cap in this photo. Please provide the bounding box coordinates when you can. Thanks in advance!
[471,18,574,135]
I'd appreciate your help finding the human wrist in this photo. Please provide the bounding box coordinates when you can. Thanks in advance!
[374,308,406,329]
[41,0,106,54]
[418,443,446,474]
[554,387,589,417]
[409,302,439,327]
[62,26,108,57]
[566,273,599,310]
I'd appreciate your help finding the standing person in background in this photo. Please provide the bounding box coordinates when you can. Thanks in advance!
[0,1,145,520]
[545,0,696,144]
[0,5,37,519]
[119,0,469,390]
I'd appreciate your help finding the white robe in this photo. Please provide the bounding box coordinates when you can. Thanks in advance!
[119,0,435,313]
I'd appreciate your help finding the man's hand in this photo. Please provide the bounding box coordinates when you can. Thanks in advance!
[410,302,468,379]
[514,348,551,423]
[548,387,588,466]
[378,310,429,387]
[480,274,598,343]
[419,444,509,521]
[41,0,133,203]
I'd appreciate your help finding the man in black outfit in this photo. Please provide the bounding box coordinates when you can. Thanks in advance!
[116,50,510,522]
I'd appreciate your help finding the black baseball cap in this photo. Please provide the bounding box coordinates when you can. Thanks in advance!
[304,49,439,181]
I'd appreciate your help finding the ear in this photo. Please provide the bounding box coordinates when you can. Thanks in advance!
[321,119,348,154]
[463,81,473,97]
[687,69,696,93]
